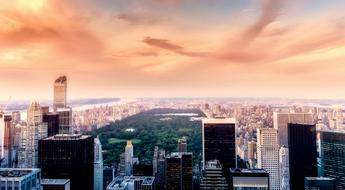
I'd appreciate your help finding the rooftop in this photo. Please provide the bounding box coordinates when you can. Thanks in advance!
[44,134,91,140]
[202,118,236,124]
[107,176,155,189]
[41,179,70,185]
[305,177,336,181]
[230,168,268,174]
[0,169,40,178]
[55,76,67,83]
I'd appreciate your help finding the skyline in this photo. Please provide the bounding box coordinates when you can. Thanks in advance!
[1,0,345,100]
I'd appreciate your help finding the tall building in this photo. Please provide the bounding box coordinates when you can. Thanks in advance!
[56,107,72,134]
[125,140,134,176]
[178,136,187,152]
[94,138,104,190]
[38,134,94,190]
[320,130,345,189]
[42,112,60,137]
[247,141,256,160]
[156,153,166,190]
[0,113,14,167]
[19,101,47,168]
[305,177,336,190]
[229,168,269,190]
[0,168,41,190]
[279,146,290,190]
[200,160,228,190]
[53,76,67,111]
[166,152,193,190]
[273,112,313,146]
[257,128,280,190]
[103,166,116,190]
[202,118,236,182]
[287,123,317,190]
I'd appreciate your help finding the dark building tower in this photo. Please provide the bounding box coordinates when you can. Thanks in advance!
[202,118,236,182]
[166,154,182,190]
[320,131,345,189]
[200,160,228,190]
[3,114,13,167]
[166,152,193,190]
[38,134,94,190]
[156,153,166,190]
[42,112,59,137]
[178,137,187,153]
[287,123,317,190]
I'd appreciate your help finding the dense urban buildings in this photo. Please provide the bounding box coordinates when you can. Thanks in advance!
[53,76,67,111]
[229,168,269,190]
[320,130,345,189]
[257,128,280,190]
[202,118,236,183]
[38,134,94,190]
[288,123,318,190]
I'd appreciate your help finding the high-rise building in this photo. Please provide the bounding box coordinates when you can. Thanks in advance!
[202,118,236,182]
[229,168,269,190]
[273,112,313,146]
[156,153,166,190]
[320,130,345,189]
[279,146,290,190]
[125,140,134,176]
[0,113,14,167]
[200,160,228,190]
[305,177,336,190]
[94,138,104,190]
[247,141,256,160]
[257,128,280,190]
[56,107,72,134]
[178,136,187,152]
[53,76,67,111]
[19,101,47,168]
[38,134,94,190]
[103,166,116,190]
[42,112,60,137]
[0,168,41,190]
[166,152,193,190]
[287,123,317,190]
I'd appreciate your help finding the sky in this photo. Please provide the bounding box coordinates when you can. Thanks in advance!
[0,0,345,100]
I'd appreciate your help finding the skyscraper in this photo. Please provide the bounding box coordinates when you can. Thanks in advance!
[56,107,72,134]
[305,177,336,190]
[178,136,187,152]
[279,146,290,190]
[19,101,47,168]
[202,118,236,182]
[200,160,228,190]
[42,112,59,137]
[94,137,103,190]
[53,76,67,111]
[288,123,317,190]
[320,130,345,189]
[257,128,280,190]
[0,168,41,190]
[166,152,193,190]
[0,113,14,167]
[273,112,313,146]
[38,134,94,190]
[125,140,134,176]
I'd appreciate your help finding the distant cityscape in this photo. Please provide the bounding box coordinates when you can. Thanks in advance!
[0,75,344,190]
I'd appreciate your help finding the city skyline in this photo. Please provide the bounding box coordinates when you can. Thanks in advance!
[1,0,345,100]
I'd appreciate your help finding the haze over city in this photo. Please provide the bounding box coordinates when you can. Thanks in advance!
[1,0,345,100]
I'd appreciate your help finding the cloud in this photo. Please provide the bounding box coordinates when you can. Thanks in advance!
[243,0,287,42]
[142,37,209,57]
[116,9,168,25]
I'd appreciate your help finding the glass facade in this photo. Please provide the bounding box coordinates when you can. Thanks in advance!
[320,131,345,189]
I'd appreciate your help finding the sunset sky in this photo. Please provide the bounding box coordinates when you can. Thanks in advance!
[0,0,345,100]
